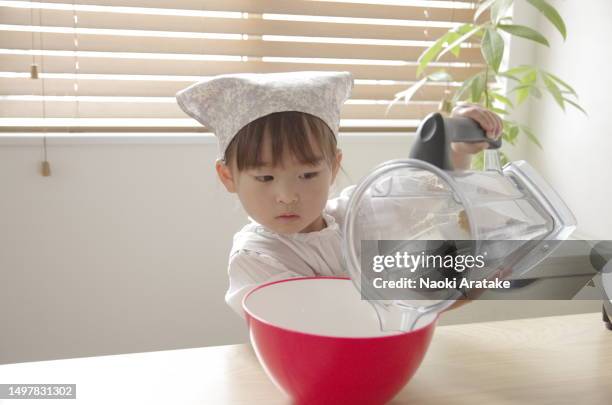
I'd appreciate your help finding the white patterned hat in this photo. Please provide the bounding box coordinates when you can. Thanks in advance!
[176,71,354,157]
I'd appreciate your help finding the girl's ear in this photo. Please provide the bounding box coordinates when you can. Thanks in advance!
[331,148,343,183]
[215,159,237,193]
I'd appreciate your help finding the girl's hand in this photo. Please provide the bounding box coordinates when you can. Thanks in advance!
[449,103,503,169]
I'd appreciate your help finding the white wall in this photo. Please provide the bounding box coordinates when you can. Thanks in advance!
[0,134,421,364]
[521,0,612,240]
[1,0,608,365]
[500,0,540,162]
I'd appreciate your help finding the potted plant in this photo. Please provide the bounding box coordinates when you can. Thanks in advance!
[388,0,585,167]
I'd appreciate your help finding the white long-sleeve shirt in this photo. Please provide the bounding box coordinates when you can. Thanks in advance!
[224,186,355,317]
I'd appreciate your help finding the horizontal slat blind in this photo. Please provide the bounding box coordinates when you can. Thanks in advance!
[0,0,482,133]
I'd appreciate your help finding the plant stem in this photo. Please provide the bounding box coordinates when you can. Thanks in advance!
[484,68,490,108]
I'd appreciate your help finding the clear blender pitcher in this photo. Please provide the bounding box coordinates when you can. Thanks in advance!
[341,112,577,332]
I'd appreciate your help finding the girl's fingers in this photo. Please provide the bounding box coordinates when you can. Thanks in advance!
[457,106,491,131]
[495,115,503,138]
[466,108,500,139]
[485,110,503,138]
[477,110,497,138]
[468,110,494,138]
[452,104,503,139]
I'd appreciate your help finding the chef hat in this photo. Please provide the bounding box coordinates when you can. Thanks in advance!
[175,71,354,157]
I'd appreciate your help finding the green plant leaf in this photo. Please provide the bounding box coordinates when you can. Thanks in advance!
[487,84,505,93]
[563,98,588,115]
[385,71,453,116]
[497,72,520,82]
[474,0,496,22]
[481,28,505,72]
[542,74,565,110]
[452,80,472,103]
[521,69,537,85]
[385,76,427,115]
[526,0,567,40]
[498,24,550,47]
[511,84,531,92]
[437,25,482,61]
[502,65,533,77]
[418,24,480,76]
[417,31,452,77]
[529,86,542,98]
[491,0,514,24]
[448,32,462,57]
[504,122,519,144]
[443,30,466,58]
[490,107,511,115]
[471,150,484,170]
[499,151,510,166]
[513,85,530,105]
[471,73,486,103]
[508,125,519,141]
[543,71,577,96]
[473,29,485,39]
[502,130,516,146]
[452,72,480,103]
[519,125,543,149]
[490,92,514,108]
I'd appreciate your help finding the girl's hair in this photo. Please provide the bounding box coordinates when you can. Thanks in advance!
[223,111,338,171]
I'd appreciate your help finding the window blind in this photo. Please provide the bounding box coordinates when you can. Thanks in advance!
[0,0,484,133]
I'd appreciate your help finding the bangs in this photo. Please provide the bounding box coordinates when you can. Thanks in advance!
[224,111,337,171]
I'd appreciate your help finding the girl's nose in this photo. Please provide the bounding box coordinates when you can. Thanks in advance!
[277,193,299,206]
[276,185,299,206]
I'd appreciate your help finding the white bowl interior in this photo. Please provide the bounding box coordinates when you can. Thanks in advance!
[244,278,437,337]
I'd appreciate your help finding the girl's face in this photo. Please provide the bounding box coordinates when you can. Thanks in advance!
[217,134,342,234]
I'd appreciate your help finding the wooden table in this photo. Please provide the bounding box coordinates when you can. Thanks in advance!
[0,312,610,404]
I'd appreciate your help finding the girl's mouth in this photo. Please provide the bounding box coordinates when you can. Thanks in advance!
[277,214,300,220]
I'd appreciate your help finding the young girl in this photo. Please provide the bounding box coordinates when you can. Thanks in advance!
[176,71,502,317]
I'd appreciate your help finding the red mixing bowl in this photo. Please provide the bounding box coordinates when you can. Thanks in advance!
[242,277,438,405]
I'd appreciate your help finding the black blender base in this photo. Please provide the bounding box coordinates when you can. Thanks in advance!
[603,305,612,331]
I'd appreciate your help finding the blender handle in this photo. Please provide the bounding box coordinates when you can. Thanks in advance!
[589,241,612,273]
[409,112,502,170]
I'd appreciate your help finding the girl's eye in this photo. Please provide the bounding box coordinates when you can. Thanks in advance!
[255,175,274,182]
[301,172,319,180]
